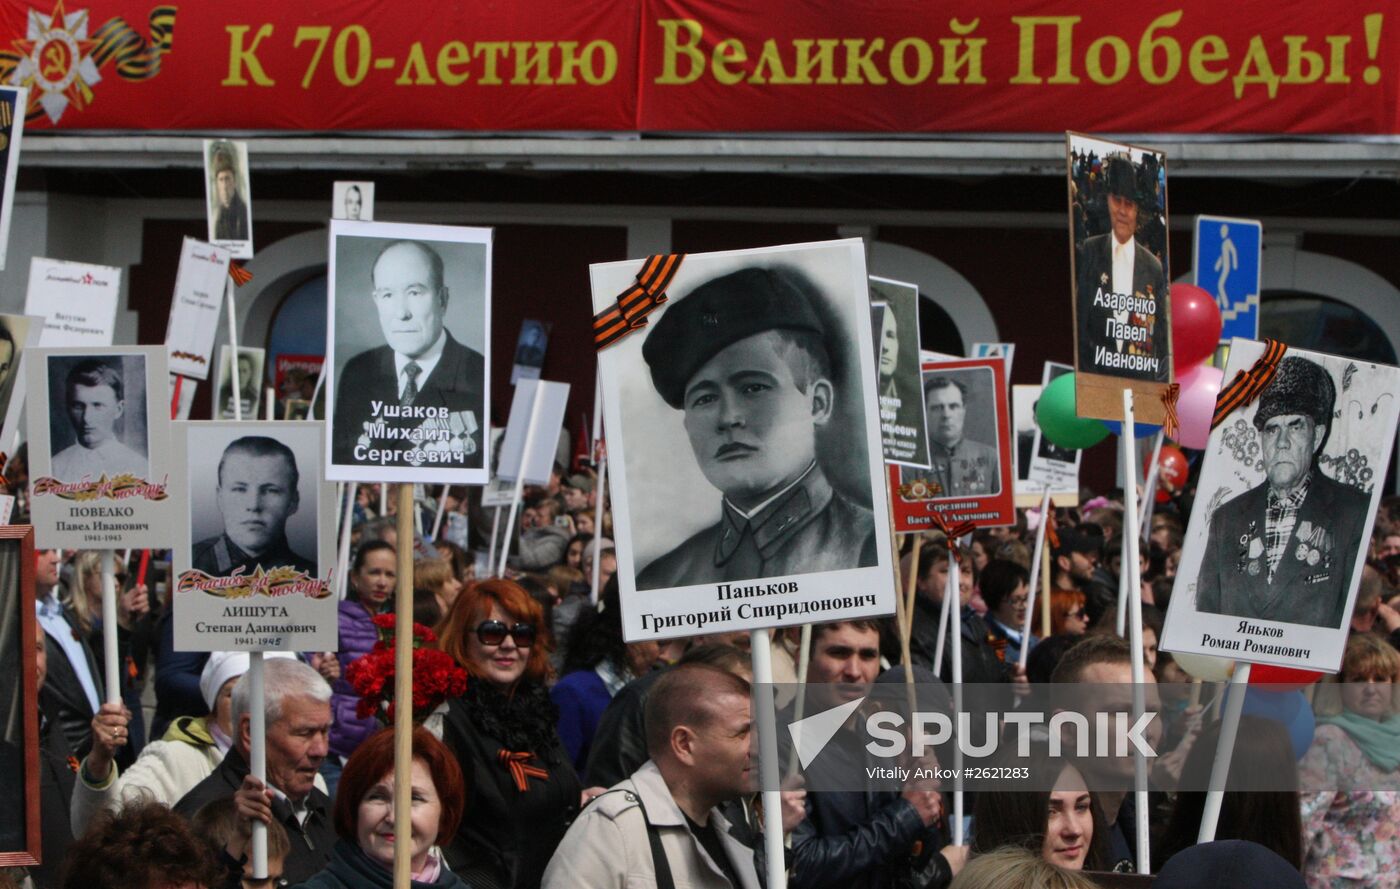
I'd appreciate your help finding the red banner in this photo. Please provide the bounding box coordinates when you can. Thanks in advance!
[3,1,1396,134]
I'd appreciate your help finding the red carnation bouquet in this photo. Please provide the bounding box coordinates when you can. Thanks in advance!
[345,614,468,725]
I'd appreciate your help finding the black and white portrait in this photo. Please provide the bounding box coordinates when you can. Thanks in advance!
[869,276,930,468]
[46,354,149,479]
[510,318,550,384]
[203,139,253,259]
[900,366,1002,498]
[174,421,337,652]
[332,181,375,222]
[187,424,321,578]
[593,239,895,640]
[0,313,36,452]
[326,220,492,484]
[1162,341,1400,673]
[214,345,265,421]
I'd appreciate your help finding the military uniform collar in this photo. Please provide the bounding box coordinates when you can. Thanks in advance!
[717,463,832,564]
[929,438,964,458]
[214,532,295,572]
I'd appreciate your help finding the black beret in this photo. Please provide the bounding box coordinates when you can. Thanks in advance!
[1156,841,1306,889]
[642,266,827,409]
[1105,155,1138,201]
[1253,355,1335,434]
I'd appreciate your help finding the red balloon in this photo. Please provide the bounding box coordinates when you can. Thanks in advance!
[1146,444,1189,498]
[1170,283,1222,372]
[1249,663,1325,690]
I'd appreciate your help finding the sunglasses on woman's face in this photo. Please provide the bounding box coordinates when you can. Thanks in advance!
[476,619,536,648]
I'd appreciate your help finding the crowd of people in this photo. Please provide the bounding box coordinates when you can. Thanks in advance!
[8,457,1400,889]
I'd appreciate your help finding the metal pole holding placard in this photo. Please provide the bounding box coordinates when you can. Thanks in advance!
[1120,389,1151,875]
[487,506,502,574]
[248,652,267,878]
[393,484,415,889]
[1019,487,1052,671]
[225,280,243,422]
[497,384,546,578]
[336,483,357,600]
[591,449,608,605]
[750,629,787,889]
[100,554,119,706]
[431,485,450,541]
[1139,430,1165,547]
[1198,663,1251,843]
[948,548,964,845]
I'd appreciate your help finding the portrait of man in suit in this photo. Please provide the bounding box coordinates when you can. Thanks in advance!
[1195,356,1370,628]
[635,266,876,590]
[192,435,316,578]
[331,238,485,470]
[1074,153,1169,383]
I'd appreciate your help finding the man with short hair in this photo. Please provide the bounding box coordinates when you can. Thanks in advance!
[542,664,773,889]
[343,184,363,221]
[792,621,964,889]
[52,359,148,479]
[332,239,485,469]
[921,376,999,497]
[192,436,317,577]
[1196,356,1370,628]
[1052,526,1109,623]
[173,658,334,885]
[512,494,570,571]
[637,266,876,589]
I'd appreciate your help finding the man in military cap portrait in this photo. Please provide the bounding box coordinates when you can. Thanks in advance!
[208,141,250,243]
[1195,356,1370,628]
[1074,153,1169,382]
[635,266,877,591]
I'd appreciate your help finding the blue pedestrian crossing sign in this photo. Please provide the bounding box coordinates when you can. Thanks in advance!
[1193,215,1262,344]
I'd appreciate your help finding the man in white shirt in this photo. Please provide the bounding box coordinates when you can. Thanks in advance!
[52,359,148,479]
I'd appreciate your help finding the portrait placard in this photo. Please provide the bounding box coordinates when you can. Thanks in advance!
[1161,340,1400,672]
[213,346,265,421]
[172,421,338,652]
[0,526,37,867]
[480,428,516,508]
[497,379,570,485]
[203,139,253,259]
[1067,132,1173,424]
[332,181,375,221]
[869,276,931,469]
[592,239,896,642]
[1013,381,1081,508]
[1024,361,1082,502]
[24,257,120,346]
[971,342,1015,381]
[165,238,233,380]
[274,354,322,405]
[892,356,1015,531]
[0,314,39,452]
[326,220,492,484]
[510,319,550,384]
[26,347,178,549]
[0,86,26,272]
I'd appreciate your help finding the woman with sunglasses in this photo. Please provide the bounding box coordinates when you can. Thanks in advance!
[433,578,582,889]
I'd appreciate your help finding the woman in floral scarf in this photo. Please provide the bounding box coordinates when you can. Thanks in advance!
[432,579,583,889]
[1299,633,1400,887]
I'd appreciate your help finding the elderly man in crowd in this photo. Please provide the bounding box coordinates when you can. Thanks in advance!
[173,657,334,885]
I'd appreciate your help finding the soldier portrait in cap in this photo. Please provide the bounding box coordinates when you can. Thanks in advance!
[203,139,253,259]
[1163,341,1400,672]
[325,220,492,484]
[591,240,896,640]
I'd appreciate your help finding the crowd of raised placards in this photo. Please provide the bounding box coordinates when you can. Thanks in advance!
[6,470,1400,889]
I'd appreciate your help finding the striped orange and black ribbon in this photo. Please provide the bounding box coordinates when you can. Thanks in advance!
[592,254,685,351]
[1045,501,1060,550]
[91,6,176,81]
[1211,338,1287,430]
[228,262,253,287]
[929,511,976,554]
[1160,383,1181,440]
[498,749,548,792]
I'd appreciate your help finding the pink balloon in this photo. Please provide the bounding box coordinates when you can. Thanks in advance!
[1173,363,1223,449]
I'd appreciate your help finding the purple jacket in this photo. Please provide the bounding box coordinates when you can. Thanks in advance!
[330,598,383,760]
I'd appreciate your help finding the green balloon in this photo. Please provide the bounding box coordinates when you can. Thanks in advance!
[1035,372,1110,450]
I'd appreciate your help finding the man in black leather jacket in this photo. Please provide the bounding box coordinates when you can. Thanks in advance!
[790,621,967,889]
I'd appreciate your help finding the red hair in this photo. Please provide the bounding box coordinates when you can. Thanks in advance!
[1049,588,1087,635]
[435,578,553,684]
[333,726,465,846]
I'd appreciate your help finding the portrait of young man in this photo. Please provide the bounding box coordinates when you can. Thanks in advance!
[191,435,317,577]
[216,347,264,421]
[1194,356,1371,628]
[633,265,877,590]
[328,223,491,480]
[49,356,148,479]
[332,181,374,222]
[205,140,251,251]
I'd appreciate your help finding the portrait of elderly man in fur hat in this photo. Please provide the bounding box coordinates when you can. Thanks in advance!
[635,266,877,590]
[1195,356,1370,628]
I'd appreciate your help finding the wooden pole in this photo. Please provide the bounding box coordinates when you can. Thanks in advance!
[393,483,415,889]
[1039,530,1053,638]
